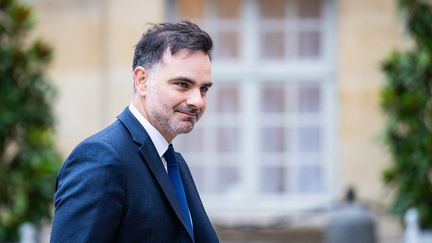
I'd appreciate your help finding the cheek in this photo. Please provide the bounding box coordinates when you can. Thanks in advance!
[200,98,207,112]
[170,92,188,105]
[149,86,170,103]
[203,99,207,109]
[203,95,208,106]
[159,94,183,111]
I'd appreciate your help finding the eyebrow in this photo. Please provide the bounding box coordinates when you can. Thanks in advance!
[170,76,213,87]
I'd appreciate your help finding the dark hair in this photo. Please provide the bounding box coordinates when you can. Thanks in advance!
[132,21,213,70]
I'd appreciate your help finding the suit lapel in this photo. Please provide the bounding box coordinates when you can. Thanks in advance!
[139,143,195,240]
[117,107,194,241]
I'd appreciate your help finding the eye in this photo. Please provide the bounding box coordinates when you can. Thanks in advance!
[200,86,209,93]
[176,82,189,89]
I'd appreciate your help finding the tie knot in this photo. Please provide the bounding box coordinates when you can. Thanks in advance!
[163,144,177,165]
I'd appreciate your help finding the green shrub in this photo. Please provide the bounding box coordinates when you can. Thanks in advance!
[381,0,432,229]
[0,0,61,240]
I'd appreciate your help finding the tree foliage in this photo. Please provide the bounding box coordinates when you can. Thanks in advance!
[381,0,432,229]
[0,0,60,240]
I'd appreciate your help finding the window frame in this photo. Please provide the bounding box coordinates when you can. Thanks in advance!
[166,0,338,218]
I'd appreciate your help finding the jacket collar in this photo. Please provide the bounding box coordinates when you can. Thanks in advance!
[117,107,149,145]
[117,107,195,241]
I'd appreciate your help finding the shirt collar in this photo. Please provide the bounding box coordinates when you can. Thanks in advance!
[129,102,169,158]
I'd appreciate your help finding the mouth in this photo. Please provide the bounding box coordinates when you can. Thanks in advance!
[174,105,202,121]
[177,111,198,119]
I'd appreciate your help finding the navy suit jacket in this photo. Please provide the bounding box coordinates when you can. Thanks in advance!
[50,108,219,243]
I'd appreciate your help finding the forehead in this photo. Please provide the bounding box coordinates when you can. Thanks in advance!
[157,48,212,80]
[162,48,210,64]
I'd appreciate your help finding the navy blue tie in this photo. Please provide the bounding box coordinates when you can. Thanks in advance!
[164,144,194,240]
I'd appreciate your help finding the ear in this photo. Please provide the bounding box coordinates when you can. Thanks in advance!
[133,66,149,96]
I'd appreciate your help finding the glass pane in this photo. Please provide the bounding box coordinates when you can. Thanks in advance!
[175,128,204,152]
[174,125,206,152]
[299,0,321,19]
[298,31,321,58]
[283,84,296,113]
[298,126,320,152]
[297,165,322,193]
[261,84,285,113]
[260,127,286,152]
[285,31,297,59]
[217,127,239,152]
[217,85,239,113]
[259,0,285,19]
[177,0,205,19]
[217,166,240,193]
[298,84,321,113]
[189,165,205,192]
[260,166,287,194]
[216,0,242,18]
[260,32,285,59]
[214,31,240,59]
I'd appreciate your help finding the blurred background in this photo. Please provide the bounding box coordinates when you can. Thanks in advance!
[4,0,421,242]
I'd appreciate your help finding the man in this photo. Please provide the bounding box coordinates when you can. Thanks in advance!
[50,21,219,243]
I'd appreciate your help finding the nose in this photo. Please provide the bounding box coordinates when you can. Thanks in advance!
[186,88,204,109]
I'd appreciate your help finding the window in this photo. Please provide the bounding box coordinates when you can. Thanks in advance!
[170,0,336,217]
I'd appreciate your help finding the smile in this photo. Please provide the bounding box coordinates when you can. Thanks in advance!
[177,111,198,118]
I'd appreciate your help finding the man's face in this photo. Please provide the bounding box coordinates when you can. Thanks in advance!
[134,49,212,142]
